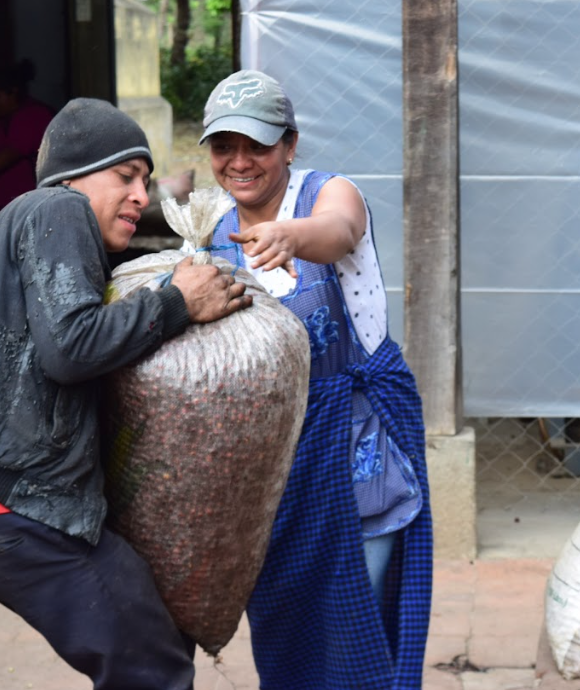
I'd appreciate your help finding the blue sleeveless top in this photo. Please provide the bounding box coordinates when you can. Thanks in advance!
[212,171,421,537]
[210,170,433,689]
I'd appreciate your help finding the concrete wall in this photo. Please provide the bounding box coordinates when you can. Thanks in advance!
[426,427,477,560]
[115,0,172,176]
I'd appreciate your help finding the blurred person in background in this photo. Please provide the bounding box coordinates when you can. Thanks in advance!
[0,58,54,210]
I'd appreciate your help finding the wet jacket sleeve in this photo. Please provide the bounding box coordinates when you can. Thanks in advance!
[17,190,190,385]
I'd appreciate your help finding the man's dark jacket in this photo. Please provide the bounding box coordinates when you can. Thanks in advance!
[0,186,189,544]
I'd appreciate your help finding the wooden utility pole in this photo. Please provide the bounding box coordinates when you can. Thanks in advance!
[402,0,462,436]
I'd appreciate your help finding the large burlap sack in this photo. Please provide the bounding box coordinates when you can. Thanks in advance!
[545,520,580,679]
[102,189,310,655]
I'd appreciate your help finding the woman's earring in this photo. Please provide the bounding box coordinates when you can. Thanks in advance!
[287,158,293,165]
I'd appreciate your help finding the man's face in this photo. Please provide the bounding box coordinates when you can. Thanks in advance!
[67,158,150,252]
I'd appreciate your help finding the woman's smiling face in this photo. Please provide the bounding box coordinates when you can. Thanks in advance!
[209,131,297,211]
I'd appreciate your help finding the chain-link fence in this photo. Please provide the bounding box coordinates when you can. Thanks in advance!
[239,1,580,551]
[458,1,580,547]
[473,417,580,499]
[459,0,580,418]
[471,416,580,555]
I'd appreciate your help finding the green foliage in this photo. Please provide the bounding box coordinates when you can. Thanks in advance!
[160,44,233,120]
[206,0,230,16]
[141,0,233,119]
[142,0,163,12]
[142,0,230,23]
[142,0,232,51]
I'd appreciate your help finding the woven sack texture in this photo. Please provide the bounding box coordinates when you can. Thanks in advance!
[102,190,310,654]
[546,520,580,679]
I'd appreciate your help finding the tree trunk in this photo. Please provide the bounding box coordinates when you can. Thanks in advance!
[159,0,170,48]
[171,0,191,66]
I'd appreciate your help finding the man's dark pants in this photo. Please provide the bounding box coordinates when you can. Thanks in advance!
[0,512,194,689]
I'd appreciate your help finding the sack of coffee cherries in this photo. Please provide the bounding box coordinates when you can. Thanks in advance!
[102,188,310,655]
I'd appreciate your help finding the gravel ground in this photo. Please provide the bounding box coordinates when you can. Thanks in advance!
[169,120,214,189]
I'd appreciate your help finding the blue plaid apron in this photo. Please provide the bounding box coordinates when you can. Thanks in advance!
[211,171,432,689]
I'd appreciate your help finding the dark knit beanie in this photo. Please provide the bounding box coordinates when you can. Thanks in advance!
[36,97,154,188]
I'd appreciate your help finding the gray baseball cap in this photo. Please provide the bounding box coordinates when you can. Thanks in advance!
[199,70,298,146]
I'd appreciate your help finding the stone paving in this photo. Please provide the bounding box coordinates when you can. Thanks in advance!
[0,557,567,689]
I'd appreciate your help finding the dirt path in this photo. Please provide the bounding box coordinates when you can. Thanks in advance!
[169,120,214,189]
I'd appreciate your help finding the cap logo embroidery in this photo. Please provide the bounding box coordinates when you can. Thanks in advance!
[216,78,265,109]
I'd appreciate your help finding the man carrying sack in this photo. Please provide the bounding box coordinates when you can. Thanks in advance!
[0,97,251,689]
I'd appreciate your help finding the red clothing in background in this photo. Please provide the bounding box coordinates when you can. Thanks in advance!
[0,96,54,210]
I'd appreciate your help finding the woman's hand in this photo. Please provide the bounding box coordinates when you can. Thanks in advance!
[230,222,298,277]
[229,176,367,273]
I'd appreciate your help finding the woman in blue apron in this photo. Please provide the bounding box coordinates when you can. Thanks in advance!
[187,69,433,690]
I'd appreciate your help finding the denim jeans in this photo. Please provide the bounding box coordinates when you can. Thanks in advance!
[363,531,397,616]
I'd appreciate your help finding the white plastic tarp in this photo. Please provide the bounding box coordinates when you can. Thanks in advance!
[239,0,580,418]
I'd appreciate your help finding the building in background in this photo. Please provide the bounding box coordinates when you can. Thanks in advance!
[0,0,172,174]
